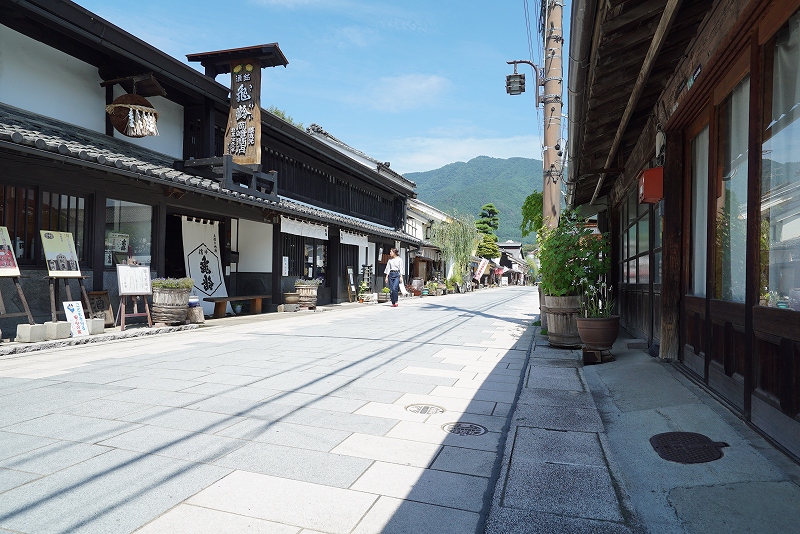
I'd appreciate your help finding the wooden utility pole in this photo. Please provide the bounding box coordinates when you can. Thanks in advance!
[542,0,563,228]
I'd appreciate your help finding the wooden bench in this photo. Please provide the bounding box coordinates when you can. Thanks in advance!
[203,295,271,319]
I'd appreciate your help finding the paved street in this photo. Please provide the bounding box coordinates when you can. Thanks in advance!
[0,286,535,534]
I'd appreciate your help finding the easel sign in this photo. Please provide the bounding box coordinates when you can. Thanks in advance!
[0,226,34,324]
[346,266,355,303]
[40,231,81,277]
[62,301,89,337]
[0,227,20,277]
[116,264,152,296]
[115,264,152,330]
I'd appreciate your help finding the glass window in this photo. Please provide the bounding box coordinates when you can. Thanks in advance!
[639,253,650,285]
[715,75,750,302]
[690,125,709,296]
[638,217,650,253]
[655,200,664,249]
[105,200,152,266]
[762,12,800,310]
[628,191,637,224]
[628,226,637,258]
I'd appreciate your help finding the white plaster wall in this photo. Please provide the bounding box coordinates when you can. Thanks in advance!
[237,219,273,272]
[0,26,105,131]
[112,86,184,158]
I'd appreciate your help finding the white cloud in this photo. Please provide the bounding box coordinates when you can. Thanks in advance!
[356,74,451,113]
[326,26,378,48]
[373,135,541,174]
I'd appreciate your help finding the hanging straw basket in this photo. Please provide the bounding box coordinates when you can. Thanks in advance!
[106,93,159,138]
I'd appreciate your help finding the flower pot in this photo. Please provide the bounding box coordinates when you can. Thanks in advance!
[576,315,620,351]
[151,288,190,324]
[283,292,300,305]
[544,295,582,348]
[378,293,389,303]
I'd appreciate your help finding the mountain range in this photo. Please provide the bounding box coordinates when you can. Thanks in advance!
[405,156,542,243]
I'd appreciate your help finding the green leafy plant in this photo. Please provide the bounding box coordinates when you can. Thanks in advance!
[427,281,438,295]
[151,277,194,290]
[520,191,544,237]
[538,209,609,296]
[476,233,500,259]
[358,280,369,295]
[446,277,457,292]
[381,286,390,294]
[581,281,615,318]
[430,212,479,284]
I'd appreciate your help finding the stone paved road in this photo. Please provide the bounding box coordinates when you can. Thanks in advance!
[0,286,536,534]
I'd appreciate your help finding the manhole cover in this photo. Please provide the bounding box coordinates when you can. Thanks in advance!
[442,422,487,436]
[405,404,445,415]
[649,432,729,464]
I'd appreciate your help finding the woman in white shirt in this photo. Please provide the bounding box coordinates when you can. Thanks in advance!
[384,248,403,307]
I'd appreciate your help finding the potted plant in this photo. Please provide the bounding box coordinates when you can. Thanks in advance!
[576,281,619,352]
[538,209,609,348]
[294,278,321,308]
[150,277,194,324]
[358,280,369,303]
[378,286,390,303]
[427,281,439,296]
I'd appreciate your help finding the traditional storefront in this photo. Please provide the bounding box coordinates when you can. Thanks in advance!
[569,0,800,459]
[0,0,419,331]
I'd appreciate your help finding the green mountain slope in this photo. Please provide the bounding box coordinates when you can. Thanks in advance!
[406,156,542,243]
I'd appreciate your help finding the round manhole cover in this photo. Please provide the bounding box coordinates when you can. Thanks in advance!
[442,422,488,436]
[405,404,446,415]
[650,432,729,464]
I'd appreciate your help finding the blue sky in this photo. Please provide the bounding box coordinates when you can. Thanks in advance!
[77,1,563,174]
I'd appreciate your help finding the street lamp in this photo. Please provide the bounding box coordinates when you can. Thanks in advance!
[506,64,525,95]
[506,60,542,101]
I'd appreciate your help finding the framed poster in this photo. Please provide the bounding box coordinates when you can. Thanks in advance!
[40,231,81,277]
[116,264,152,296]
[88,291,115,327]
[0,227,20,277]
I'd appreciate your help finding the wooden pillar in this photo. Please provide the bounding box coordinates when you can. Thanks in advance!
[202,97,216,158]
[272,220,282,305]
[155,202,167,278]
[91,191,106,291]
[744,32,764,418]
[659,129,684,360]
[328,227,341,303]
[105,86,114,137]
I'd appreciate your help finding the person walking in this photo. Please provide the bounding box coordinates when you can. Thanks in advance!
[384,248,403,307]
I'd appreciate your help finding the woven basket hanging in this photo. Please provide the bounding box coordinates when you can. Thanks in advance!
[105,93,159,138]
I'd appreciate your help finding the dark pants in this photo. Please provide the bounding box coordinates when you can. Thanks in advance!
[388,271,400,304]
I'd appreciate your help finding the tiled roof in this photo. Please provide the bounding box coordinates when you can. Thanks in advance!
[306,123,416,189]
[0,103,420,244]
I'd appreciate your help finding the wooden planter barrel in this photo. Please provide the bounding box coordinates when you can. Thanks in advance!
[151,288,190,324]
[544,295,582,348]
[296,285,317,309]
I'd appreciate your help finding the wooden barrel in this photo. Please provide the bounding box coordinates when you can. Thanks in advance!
[544,295,582,348]
[151,288,190,324]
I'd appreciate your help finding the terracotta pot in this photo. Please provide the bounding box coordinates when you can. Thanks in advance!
[544,295,582,348]
[283,292,300,305]
[576,315,620,351]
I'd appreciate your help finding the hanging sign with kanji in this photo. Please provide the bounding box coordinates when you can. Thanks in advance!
[224,59,262,165]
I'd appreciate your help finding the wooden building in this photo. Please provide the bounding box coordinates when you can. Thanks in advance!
[568,0,800,459]
[0,0,419,329]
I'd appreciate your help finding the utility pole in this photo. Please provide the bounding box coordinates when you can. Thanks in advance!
[542,0,563,228]
[506,1,563,228]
